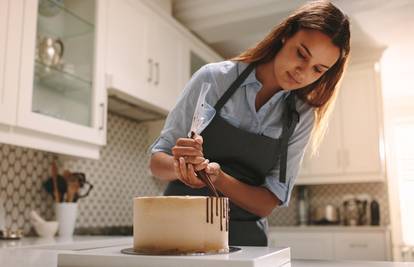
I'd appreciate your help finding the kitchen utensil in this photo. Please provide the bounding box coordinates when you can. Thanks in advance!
[342,194,359,226]
[37,36,64,67]
[190,131,219,197]
[71,172,93,200]
[370,199,380,225]
[43,174,67,202]
[0,228,23,240]
[311,204,339,225]
[297,186,309,225]
[187,82,218,197]
[33,221,59,238]
[30,210,46,225]
[51,161,60,202]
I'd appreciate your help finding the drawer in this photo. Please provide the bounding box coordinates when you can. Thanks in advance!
[334,232,387,261]
[269,232,334,260]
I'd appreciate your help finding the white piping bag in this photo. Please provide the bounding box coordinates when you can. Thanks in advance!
[188,82,216,137]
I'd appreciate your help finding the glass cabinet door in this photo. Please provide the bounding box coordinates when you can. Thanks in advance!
[33,0,95,126]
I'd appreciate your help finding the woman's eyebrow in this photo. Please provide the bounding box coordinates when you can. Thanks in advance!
[300,43,330,69]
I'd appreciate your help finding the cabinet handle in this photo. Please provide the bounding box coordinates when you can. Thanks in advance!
[99,103,105,130]
[154,62,159,85]
[148,58,153,83]
[349,243,368,248]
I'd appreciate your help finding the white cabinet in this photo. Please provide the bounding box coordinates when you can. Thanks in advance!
[17,0,107,145]
[297,62,385,184]
[0,0,107,159]
[105,0,151,104]
[334,232,388,261]
[0,0,21,125]
[106,0,222,115]
[147,14,183,111]
[269,227,391,261]
[106,0,183,114]
[270,231,334,260]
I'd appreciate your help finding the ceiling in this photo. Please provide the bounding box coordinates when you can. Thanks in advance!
[172,0,414,61]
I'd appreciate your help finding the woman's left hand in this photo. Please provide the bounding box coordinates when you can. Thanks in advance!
[174,158,222,188]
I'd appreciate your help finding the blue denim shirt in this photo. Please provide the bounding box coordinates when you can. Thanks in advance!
[150,61,315,207]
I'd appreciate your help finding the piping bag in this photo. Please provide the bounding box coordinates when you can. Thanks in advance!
[188,82,218,196]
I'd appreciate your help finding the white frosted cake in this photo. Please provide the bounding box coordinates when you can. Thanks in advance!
[133,196,229,254]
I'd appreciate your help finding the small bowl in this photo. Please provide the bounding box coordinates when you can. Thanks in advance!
[33,221,59,238]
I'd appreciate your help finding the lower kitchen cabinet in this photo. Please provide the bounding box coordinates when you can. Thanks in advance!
[270,231,334,260]
[269,227,391,261]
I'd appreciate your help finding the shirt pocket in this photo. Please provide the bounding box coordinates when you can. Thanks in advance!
[262,126,283,139]
[220,113,241,128]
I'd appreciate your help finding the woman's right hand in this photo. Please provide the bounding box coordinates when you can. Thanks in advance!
[172,134,209,187]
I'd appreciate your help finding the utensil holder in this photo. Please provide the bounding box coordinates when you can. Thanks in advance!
[55,202,77,237]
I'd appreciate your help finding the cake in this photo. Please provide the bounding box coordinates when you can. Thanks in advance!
[133,196,229,254]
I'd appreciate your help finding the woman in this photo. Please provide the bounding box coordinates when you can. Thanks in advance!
[149,0,350,246]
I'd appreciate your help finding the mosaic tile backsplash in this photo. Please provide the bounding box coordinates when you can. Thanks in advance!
[0,113,389,235]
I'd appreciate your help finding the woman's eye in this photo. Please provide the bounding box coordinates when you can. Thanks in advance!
[296,49,305,59]
[314,67,323,73]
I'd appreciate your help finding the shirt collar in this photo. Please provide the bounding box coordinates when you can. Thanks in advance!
[236,61,291,100]
[236,61,261,87]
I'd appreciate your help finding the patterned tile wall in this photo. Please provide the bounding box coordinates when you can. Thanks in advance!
[268,182,390,226]
[60,114,167,228]
[0,146,57,234]
[0,113,390,235]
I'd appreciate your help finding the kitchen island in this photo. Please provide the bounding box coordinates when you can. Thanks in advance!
[0,236,412,267]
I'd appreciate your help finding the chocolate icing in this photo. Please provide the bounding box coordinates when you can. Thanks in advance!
[205,197,228,232]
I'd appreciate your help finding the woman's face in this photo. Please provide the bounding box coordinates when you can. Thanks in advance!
[273,29,340,91]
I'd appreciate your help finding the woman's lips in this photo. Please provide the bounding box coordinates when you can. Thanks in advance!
[287,71,300,84]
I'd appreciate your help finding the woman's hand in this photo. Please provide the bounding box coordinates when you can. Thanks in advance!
[172,133,207,171]
[173,159,222,189]
[172,133,222,188]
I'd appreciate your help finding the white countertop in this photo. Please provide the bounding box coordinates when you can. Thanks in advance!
[0,235,411,267]
[269,225,390,232]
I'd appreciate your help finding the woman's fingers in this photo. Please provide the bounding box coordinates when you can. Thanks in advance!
[194,159,209,171]
[176,138,203,151]
[172,146,203,159]
[179,157,188,182]
[193,133,203,146]
[174,157,204,188]
[187,164,205,188]
[183,156,205,165]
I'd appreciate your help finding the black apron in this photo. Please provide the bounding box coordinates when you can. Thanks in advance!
[164,62,300,246]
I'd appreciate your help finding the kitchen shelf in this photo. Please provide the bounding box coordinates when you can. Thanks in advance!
[34,60,92,94]
[37,0,94,39]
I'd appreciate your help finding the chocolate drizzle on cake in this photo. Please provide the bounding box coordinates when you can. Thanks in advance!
[205,197,229,232]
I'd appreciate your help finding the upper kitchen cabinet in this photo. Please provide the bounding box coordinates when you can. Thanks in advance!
[105,0,152,107]
[17,0,107,147]
[105,0,222,115]
[0,0,21,125]
[297,62,385,184]
[106,0,181,114]
[146,13,183,112]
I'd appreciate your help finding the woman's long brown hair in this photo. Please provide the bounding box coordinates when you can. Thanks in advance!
[231,0,351,155]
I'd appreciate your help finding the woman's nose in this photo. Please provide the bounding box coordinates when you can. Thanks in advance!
[293,68,304,83]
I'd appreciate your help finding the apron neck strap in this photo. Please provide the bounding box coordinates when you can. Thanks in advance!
[214,62,256,112]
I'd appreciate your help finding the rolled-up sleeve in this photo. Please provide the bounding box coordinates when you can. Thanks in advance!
[149,65,211,155]
[263,106,315,207]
